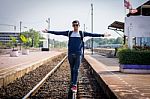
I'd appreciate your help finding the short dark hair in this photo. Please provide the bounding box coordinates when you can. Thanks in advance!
[72,20,80,25]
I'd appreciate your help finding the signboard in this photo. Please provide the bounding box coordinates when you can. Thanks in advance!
[125,16,150,37]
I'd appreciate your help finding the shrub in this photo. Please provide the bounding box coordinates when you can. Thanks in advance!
[10,36,18,51]
[0,42,3,48]
[118,48,150,65]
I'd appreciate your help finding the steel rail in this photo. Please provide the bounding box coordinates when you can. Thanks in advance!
[22,55,67,99]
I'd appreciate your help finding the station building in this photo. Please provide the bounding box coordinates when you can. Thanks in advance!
[0,32,20,44]
[108,1,150,47]
[128,1,150,47]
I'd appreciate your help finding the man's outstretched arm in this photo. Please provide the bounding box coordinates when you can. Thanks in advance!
[84,31,110,37]
[42,29,69,36]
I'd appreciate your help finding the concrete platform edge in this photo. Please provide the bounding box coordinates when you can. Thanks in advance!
[0,52,64,88]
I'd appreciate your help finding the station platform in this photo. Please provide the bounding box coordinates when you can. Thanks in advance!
[0,50,64,87]
[85,53,150,99]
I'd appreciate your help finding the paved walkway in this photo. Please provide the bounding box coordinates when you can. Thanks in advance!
[0,51,63,75]
[0,50,63,87]
[85,53,150,99]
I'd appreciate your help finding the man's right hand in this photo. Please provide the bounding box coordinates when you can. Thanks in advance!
[42,29,48,33]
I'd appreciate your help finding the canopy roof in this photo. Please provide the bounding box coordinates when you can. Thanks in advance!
[108,21,124,32]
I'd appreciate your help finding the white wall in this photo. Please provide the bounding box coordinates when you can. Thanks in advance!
[125,16,150,37]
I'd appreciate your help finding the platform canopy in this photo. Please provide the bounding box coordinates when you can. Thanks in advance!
[127,0,150,16]
[108,21,124,32]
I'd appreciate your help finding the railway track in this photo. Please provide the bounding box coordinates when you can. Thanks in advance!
[23,55,69,99]
[23,58,108,99]
[1,54,108,99]
[77,60,108,99]
[68,59,108,99]
[0,54,66,98]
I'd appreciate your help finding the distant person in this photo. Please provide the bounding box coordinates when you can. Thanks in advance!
[43,20,110,92]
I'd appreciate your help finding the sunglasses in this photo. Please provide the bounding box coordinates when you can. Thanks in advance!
[73,24,79,27]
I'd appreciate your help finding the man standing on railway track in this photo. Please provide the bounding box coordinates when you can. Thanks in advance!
[43,20,110,92]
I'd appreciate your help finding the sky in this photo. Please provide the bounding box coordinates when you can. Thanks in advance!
[0,0,148,41]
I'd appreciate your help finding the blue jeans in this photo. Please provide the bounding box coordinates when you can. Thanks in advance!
[68,53,82,85]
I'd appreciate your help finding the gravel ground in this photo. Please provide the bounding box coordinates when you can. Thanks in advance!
[77,60,108,99]
[32,59,71,99]
[0,53,66,99]
[0,55,108,99]
[32,59,108,99]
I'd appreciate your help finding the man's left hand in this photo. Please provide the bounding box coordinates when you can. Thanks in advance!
[104,32,111,37]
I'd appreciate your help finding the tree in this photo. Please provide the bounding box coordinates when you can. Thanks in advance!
[10,36,17,50]
[103,38,108,44]
[22,29,40,48]
[85,37,123,46]
[0,42,2,48]
[108,38,116,44]
[20,34,32,48]
[115,37,123,44]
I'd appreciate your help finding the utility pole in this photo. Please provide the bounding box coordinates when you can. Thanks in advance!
[46,18,50,49]
[84,24,85,32]
[91,3,94,55]
[20,21,22,50]
[14,26,16,31]
[53,39,55,48]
